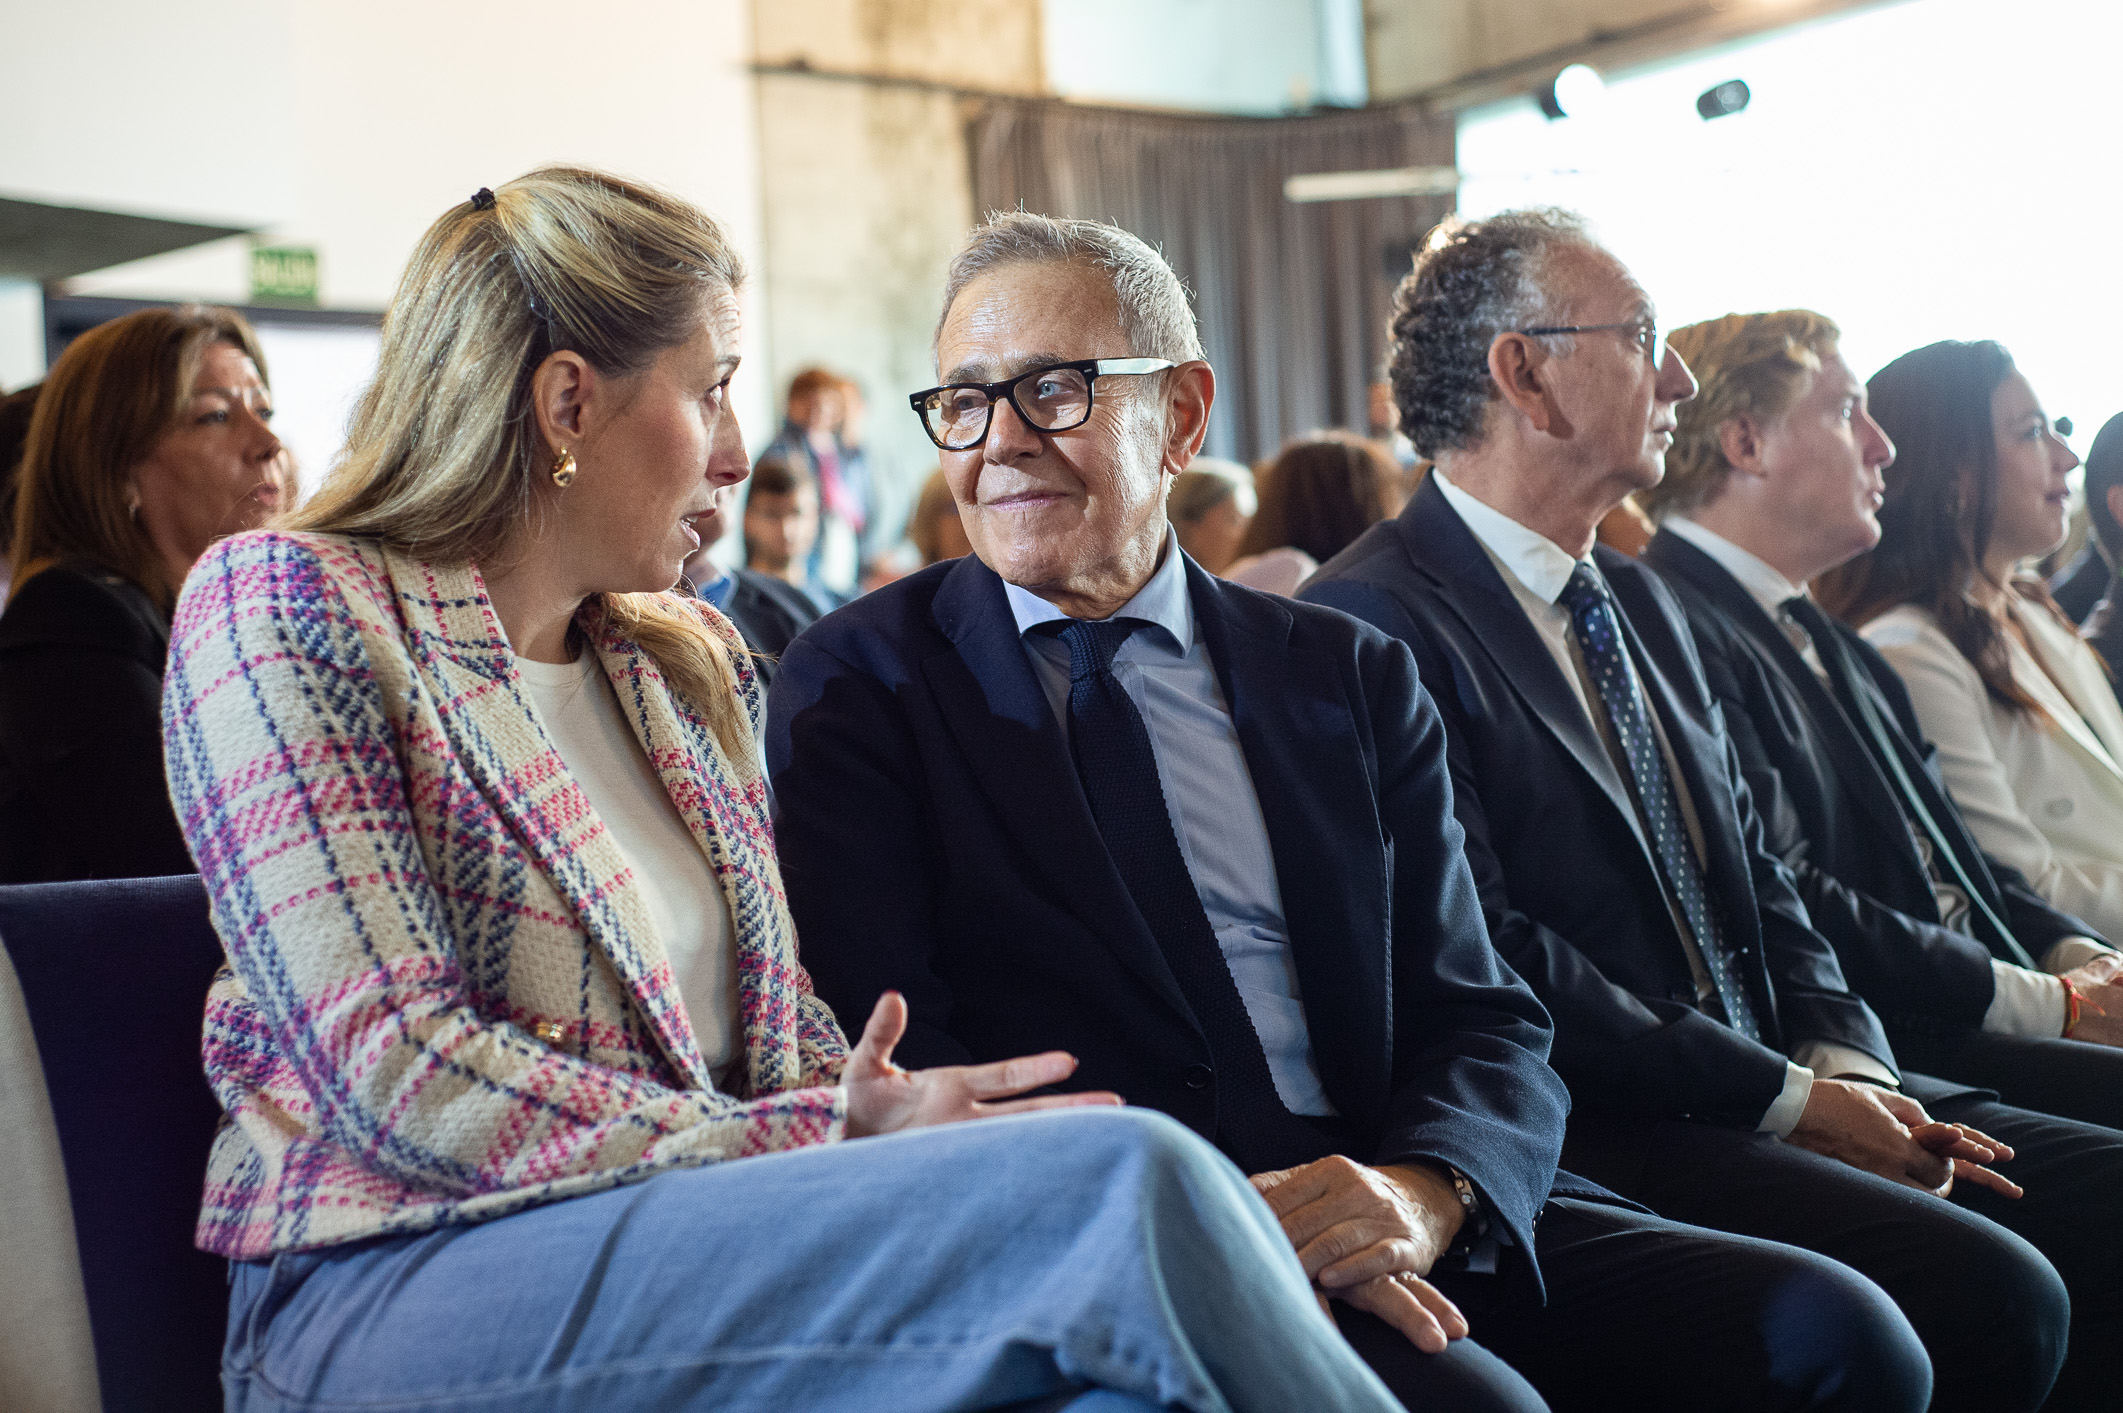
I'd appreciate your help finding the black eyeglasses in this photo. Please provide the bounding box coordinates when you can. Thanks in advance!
[909,358,1176,451]
[1517,321,1668,367]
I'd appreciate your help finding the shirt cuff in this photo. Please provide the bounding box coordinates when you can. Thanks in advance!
[1757,1061,1815,1137]
[1982,959,2069,1038]
[2042,936,2119,974]
[1792,1040,1899,1089]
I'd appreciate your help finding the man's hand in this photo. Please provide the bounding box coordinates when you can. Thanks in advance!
[843,992,1122,1137]
[1788,1077,2022,1199]
[2061,956,2123,1047]
[1251,1155,1469,1353]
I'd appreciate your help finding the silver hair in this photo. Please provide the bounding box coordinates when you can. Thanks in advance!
[1387,207,1600,458]
[936,211,1205,364]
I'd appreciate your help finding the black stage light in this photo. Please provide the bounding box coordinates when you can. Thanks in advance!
[1698,79,1752,120]
[1538,64,1605,121]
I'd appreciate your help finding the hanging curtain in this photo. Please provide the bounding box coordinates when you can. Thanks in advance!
[967,98,1454,464]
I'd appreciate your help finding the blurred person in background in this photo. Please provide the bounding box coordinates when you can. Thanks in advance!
[167,167,1389,1413]
[1227,430,1403,596]
[759,367,867,597]
[905,468,973,566]
[0,381,41,610]
[0,306,279,884]
[744,457,842,613]
[1820,341,2123,945]
[1168,455,1254,574]
[1595,496,1658,557]
[2079,412,2123,685]
[682,481,820,681]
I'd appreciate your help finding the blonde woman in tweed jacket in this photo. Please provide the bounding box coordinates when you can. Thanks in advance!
[161,169,1403,1413]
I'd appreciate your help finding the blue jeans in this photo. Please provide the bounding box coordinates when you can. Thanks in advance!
[223,1107,1402,1412]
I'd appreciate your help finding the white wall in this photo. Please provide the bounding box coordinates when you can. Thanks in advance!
[1045,0,1366,113]
[0,0,295,227]
[0,283,41,394]
[61,0,775,469]
[1456,0,2123,459]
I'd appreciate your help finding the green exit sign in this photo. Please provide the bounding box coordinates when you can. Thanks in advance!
[250,245,319,305]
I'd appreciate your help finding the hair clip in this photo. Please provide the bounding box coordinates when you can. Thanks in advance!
[470,188,496,211]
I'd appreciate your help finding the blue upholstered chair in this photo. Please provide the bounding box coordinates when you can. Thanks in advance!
[0,874,225,1413]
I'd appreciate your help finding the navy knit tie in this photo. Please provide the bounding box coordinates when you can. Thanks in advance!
[1557,565,1762,1041]
[1057,617,1318,1172]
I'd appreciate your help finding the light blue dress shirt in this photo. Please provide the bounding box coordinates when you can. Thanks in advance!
[1004,531,1335,1116]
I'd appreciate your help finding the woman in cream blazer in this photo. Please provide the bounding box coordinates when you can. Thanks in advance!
[1825,338,2123,942]
[1864,597,2123,940]
[165,168,1399,1413]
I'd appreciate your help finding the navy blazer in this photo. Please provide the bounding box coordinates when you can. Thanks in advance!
[1642,531,2099,1032]
[1301,480,1894,1128]
[767,551,1575,1284]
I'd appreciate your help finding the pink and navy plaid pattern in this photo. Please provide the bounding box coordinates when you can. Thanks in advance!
[162,531,849,1258]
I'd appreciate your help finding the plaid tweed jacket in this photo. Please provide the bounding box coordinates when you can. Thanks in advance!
[162,530,849,1259]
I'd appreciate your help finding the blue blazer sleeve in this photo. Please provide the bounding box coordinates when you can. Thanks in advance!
[1350,625,1569,1248]
[765,634,974,1071]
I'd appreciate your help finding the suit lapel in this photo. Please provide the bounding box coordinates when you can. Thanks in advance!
[1395,483,1652,856]
[1189,565,1389,1126]
[1646,533,1917,854]
[2011,600,2123,782]
[921,557,1194,1025]
[383,549,709,1089]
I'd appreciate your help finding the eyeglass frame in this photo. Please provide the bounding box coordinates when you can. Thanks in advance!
[908,357,1177,452]
[1515,320,1669,367]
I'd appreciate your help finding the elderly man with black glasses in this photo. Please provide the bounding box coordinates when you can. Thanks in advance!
[764,210,1930,1413]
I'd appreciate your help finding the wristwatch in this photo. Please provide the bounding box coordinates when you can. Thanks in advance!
[1444,1166,1485,1256]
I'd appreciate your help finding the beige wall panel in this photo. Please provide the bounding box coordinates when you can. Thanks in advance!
[754,72,978,517]
[755,0,1044,93]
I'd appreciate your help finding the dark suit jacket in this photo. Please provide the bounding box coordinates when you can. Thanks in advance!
[0,561,192,883]
[1301,481,1893,1129]
[701,566,821,687]
[1642,530,2097,1032]
[767,551,1575,1284]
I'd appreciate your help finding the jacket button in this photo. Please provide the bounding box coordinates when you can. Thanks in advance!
[1182,1063,1214,1090]
[531,1020,567,1045]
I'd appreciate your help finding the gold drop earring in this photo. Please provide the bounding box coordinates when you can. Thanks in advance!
[551,448,577,488]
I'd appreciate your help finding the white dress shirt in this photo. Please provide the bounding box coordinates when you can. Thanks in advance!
[517,649,742,1086]
[1005,530,1335,1116]
[1433,473,1891,1135]
[1664,517,2108,1040]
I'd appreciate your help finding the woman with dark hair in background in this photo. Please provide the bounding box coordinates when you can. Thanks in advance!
[0,307,280,883]
[2079,412,2123,685]
[1819,340,2123,941]
[1226,431,1405,595]
[163,166,1406,1412]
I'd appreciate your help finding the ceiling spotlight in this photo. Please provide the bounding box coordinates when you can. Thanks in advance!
[1697,79,1752,120]
[1537,64,1605,121]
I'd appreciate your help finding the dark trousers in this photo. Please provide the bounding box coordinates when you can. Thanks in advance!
[1565,1081,2123,1413]
[1336,1198,1930,1412]
[1891,1026,2123,1130]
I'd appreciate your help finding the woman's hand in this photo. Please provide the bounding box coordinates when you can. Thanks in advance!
[844,992,1124,1137]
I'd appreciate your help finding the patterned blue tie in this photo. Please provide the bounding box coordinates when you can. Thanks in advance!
[1056,617,1325,1173]
[1556,564,1762,1041]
